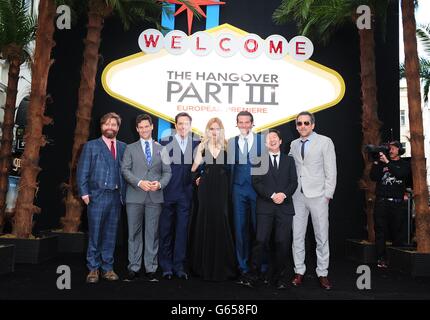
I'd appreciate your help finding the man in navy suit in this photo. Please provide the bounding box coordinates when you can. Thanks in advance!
[159,112,199,280]
[227,111,264,286]
[252,129,298,289]
[77,112,126,284]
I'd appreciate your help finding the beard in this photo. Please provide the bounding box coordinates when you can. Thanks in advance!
[102,129,117,139]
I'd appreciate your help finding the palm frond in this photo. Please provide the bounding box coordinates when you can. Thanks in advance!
[273,0,356,44]
[423,78,429,102]
[103,0,201,31]
[0,0,36,60]
[400,57,430,102]
[417,24,430,56]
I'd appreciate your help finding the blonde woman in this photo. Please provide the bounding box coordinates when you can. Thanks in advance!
[189,118,237,281]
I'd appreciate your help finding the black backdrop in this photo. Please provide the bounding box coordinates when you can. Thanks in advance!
[34,0,399,256]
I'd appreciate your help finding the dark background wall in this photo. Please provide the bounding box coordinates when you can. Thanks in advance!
[35,0,399,257]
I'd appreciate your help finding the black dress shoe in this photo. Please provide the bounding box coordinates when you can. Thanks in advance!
[123,271,139,282]
[259,272,270,285]
[235,272,255,288]
[162,272,173,280]
[276,279,288,290]
[146,272,159,282]
[176,271,189,280]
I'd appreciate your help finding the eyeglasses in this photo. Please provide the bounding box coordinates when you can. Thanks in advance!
[296,121,311,127]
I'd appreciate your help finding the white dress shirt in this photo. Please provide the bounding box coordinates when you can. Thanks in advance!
[175,134,188,154]
[238,132,254,154]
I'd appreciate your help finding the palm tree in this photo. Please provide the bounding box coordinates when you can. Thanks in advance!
[0,0,36,233]
[11,0,58,238]
[273,0,391,242]
[401,0,430,252]
[61,0,198,232]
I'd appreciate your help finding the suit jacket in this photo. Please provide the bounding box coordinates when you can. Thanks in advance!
[289,132,337,199]
[76,137,127,203]
[121,140,172,204]
[227,133,264,187]
[159,134,199,202]
[252,153,298,215]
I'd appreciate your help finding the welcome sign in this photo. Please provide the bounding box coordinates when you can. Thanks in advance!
[102,24,345,138]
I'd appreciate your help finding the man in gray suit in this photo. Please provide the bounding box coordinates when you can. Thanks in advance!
[289,111,337,290]
[121,114,172,282]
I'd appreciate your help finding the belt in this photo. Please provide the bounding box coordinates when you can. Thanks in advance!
[378,197,403,203]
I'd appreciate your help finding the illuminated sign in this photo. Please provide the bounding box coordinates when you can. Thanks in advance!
[102,24,345,138]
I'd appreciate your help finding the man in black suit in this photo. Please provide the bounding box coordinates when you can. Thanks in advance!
[252,129,298,289]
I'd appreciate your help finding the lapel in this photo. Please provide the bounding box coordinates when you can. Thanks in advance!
[302,132,318,162]
[149,141,160,168]
[249,133,257,155]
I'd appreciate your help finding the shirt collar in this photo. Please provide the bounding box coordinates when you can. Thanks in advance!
[240,132,253,141]
[102,135,116,144]
[175,133,188,143]
[301,131,315,142]
[140,138,153,144]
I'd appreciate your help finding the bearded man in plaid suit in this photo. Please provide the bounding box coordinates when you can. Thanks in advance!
[77,112,127,284]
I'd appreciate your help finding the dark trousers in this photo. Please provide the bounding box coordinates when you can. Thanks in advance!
[253,210,293,278]
[232,184,257,273]
[159,194,191,274]
[373,198,407,260]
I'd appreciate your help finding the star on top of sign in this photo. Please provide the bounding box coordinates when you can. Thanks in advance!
[161,0,226,35]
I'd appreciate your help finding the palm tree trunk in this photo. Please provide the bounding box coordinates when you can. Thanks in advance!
[358,27,382,243]
[0,54,21,232]
[401,0,430,253]
[61,0,110,232]
[12,0,56,238]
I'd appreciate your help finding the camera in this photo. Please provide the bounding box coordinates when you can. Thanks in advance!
[364,144,390,161]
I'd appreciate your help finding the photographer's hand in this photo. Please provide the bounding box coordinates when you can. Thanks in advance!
[379,152,389,164]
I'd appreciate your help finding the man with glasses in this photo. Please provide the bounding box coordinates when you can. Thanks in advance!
[289,111,337,290]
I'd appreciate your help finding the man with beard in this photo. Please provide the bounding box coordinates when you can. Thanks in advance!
[77,112,127,284]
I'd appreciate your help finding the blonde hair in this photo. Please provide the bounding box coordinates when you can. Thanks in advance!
[204,117,227,149]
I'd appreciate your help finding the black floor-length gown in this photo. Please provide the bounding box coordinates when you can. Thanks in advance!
[190,149,237,281]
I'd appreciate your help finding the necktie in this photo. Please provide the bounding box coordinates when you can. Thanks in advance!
[145,141,152,165]
[273,154,278,170]
[301,139,308,160]
[110,141,116,159]
[243,137,248,155]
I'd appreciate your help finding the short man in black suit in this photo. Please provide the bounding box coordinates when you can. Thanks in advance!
[252,129,298,289]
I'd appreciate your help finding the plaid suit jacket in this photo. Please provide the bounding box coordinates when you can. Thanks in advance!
[77,137,127,203]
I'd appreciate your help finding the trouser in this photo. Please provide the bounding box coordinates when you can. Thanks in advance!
[374,198,407,260]
[126,202,162,273]
[86,190,121,272]
[232,184,257,273]
[159,194,191,274]
[292,192,330,277]
[253,210,293,278]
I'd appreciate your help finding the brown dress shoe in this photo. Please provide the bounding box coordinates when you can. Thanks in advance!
[102,270,119,281]
[86,270,99,283]
[291,274,304,287]
[319,276,332,290]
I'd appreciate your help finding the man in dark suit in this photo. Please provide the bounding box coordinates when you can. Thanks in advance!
[121,114,171,282]
[252,129,298,289]
[77,112,126,284]
[158,112,199,280]
[227,111,264,286]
